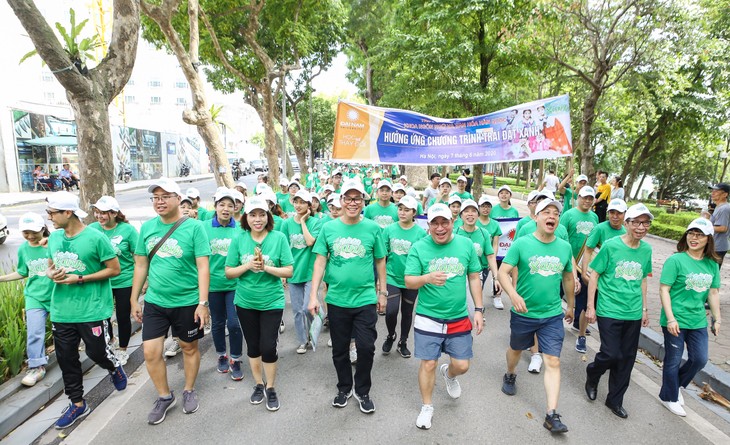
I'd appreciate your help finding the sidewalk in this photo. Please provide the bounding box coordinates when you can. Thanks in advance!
[0,174,214,207]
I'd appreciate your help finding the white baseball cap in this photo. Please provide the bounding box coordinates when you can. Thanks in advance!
[328,194,343,208]
[536,189,555,200]
[341,180,366,196]
[427,203,452,222]
[578,186,596,198]
[261,191,278,205]
[230,190,244,203]
[46,191,88,219]
[256,184,272,195]
[322,184,335,193]
[576,174,589,183]
[280,177,289,186]
[214,189,237,204]
[244,196,269,214]
[92,196,120,212]
[332,169,343,176]
[625,203,654,221]
[292,173,301,181]
[526,190,540,203]
[288,181,301,190]
[148,177,181,196]
[448,194,462,205]
[536,199,563,215]
[399,175,408,181]
[19,212,46,232]
[457,175,467,183]
[377,180,393,191]
[498,185,512,194]
[398,195,418,210]
[478,195,494,206]
[235,180,248,189]
[185,187,201,199]
[460,199,478,213]
[687,217,714,236]
[607,199,627,213]
[439,177,452,187]
[294,190,313,203]
[392,183,405,193]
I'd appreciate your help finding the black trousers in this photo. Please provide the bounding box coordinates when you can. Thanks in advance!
[328,303,377,396]
[595,201,608,223]
[236,307,283,363]
[586,316,642,408]
[112,287,133,348]
[385,284,417,340]
[53,319,119,403]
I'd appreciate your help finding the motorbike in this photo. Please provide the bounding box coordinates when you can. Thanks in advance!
[232,160,241,181]
[117,164,132,183]
[180,163,190,177]
[0,211,8,245]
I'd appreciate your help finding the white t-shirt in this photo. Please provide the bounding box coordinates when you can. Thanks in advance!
[544,174,560,192]
[423,186,439,208]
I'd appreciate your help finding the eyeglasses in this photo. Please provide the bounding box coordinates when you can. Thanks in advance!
[342,197,364,204]
[150,194,178,202]
[629,220,651,228]
[686,231,706,239]
[46,209,63,216]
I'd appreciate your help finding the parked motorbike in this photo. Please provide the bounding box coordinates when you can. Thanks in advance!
[232,160,242,181]
[180,163,190,177]
[117,164,132,183]
[0,212,8,245]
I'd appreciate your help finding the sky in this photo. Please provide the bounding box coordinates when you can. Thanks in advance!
[311,53,359,98]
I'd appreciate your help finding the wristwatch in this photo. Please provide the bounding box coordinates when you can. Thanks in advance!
[77,275,84,285]
[474,307,485,314]
[377,290,388,297]
[199,300,209,307]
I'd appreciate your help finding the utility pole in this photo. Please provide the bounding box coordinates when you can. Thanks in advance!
[281,73,287,175]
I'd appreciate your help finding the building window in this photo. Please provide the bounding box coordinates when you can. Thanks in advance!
[176,97,187,106]
[150,96,162,105]
[175,81,188,88]
[42,72,53,82]
[125,95,136,104]
[148,80,162,88]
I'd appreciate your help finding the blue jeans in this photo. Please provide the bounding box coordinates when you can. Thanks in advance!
[26,308,49,368]
[660,326,708,402]
[289,282,313,344]
[209,291,243,359]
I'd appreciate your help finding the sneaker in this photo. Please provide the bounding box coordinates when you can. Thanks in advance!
[678,390,685,406]
[349,344,357,364]
[502,373,517,395]
[204,321,212,335]
[439,363,461,399]
[109,365,127,391]
[528,353,543,374]
[182,389,199,414]
[662,400,686,417]
[570,325,591,336]
[229,360,244,381]
[265,387,280,411]
[164,339,181,357]
[55,401,90,429]
[108,337,119,350]
[416,404,434,430]
[327,338,332,347]
[117,350,129,366]
[279,320,286,334]
[397,341,412,358]
[296,344,307,354]
[21,366,46,387]
[575,336,587,354]
[332,389,352,408]
[147,393,176,425]
[382,334,396,355]
[493,296,504,310]
[250,384,266,404]
[217,355,230,373]
[543,410,569,433]
[354,392,375,414]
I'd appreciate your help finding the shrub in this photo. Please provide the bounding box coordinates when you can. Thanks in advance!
[655,211,700,228]
[649,220,685,241]
[0,279,27,383]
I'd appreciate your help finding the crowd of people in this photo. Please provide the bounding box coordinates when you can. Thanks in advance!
[0,162,723,434]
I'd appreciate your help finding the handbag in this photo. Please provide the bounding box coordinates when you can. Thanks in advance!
[148,216,189,262]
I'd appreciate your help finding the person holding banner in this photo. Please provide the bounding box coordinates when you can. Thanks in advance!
[559,174,588,213]
[477,195,502,290]
[498,198,575,434]
[427,178,452,208]
[404,203,484,430]
[364,180,398,229]
[491,185,519,219]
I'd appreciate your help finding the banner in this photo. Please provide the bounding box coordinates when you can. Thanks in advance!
[495,218,520,260]
[332,95,572,165]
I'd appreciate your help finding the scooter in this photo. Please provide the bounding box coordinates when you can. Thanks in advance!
[179,163,190,177]
[0,212,8,245]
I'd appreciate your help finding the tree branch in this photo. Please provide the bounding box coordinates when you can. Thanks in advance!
[199,6,259,87]
[95,0,139,102]
[549,56,600,90]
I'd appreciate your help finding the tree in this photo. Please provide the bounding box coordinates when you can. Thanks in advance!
[8,0,139,212]
[140,0,233,188]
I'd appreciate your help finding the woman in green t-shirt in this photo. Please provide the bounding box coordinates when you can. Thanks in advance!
[225,196,293,411]
[0,212,52,387]
[658,218,721,417]
[491,185,520,219]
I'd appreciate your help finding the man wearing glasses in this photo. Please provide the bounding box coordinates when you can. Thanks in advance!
[308,180,387,414]
[130,178,211,424]
[584,203,653,419]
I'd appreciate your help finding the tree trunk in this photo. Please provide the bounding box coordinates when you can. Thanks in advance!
[261,83,281,188]
[633,172,648,200]
[515,162,521,186]
[405,165,429,190]
[472,164,484,199]
[579,86,602,183]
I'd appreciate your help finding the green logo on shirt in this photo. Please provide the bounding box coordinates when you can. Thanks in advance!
[685,273,712,292]
[333,237,366,259]
[27,258,49,278]
[614,260,643,281]
[54,251,87,273]
[210,238,231,256]
[146,237,183,259]
[390,238,412,255]
[576,221,595,236]
[289,233,307,250]
[240,253,275,273]
[428,257,465,279]
[472,242,483,257]
[373,215,394,228]
[110,235,123,255]
[528,255,563,277]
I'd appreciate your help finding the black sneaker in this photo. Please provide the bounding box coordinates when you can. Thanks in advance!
[250,384,265,405]
[332,389,352,408]
[265,387,280,412]
[382,335,396,355]
[354,393,375,414]
[397,341,411,358]
[501,373,517,396]
[543,410,568,433]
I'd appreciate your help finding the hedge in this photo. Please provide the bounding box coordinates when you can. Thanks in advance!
[649,220,685,242]
[655,211,700,228]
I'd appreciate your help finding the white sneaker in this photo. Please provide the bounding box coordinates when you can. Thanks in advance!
[416,404,434,429]
[662,400,686,417]
[677,390,685,406]
[204,321,212,336]
[21,367,46,387]
[349,344,358,364]
[528,353,542,374]
[117,350,129,366]
[327,338,332,347]
[279,320,286,334]
[164,339,181,357]
[439,363,461,399]
[296,344,307,354]
[493,296,504,310]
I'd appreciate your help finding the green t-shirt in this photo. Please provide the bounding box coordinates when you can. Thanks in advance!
[279,197,296,217]
[17,242,53,312]
[383,223,427,288]
[515,216,533,236]
[515,219,569,242]
[89,222,138,289]
[312,218,386,308]
[226,230,294,310]
[135,217,211,308]
[491,205,519,219]
[455,226,495,268]
[559,208,599,258]
[405,235,481,320]
[585,221,626,249]
[659,252,720,329]
[273,214,284,231]
[451,191,474,201]
[48,227,116,323]
[427,197,448,208]
[276,191,288,204]
[280,216,322,284]
[477,218,502,239]
[590,236,652,320]
[202,219,238,292]
[363,202,398,229]
[502,234,573,319]
[416,201,424,216]
[196,207,213,221]
[562,188,575,212]
[453,219,463,229]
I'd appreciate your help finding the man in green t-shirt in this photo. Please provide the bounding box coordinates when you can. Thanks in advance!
[186,187,209,221]
[404,203,484,430]
[451,175,475,201]
[45,192,126,429]
[131,178,211,425]
[308,180,387,415]
[498,198,575,435]
[363,180,398,228]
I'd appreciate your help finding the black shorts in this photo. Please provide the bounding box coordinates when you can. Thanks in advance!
[142,301,204,343]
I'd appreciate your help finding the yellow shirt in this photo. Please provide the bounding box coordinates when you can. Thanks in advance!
[597,183,611,201]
